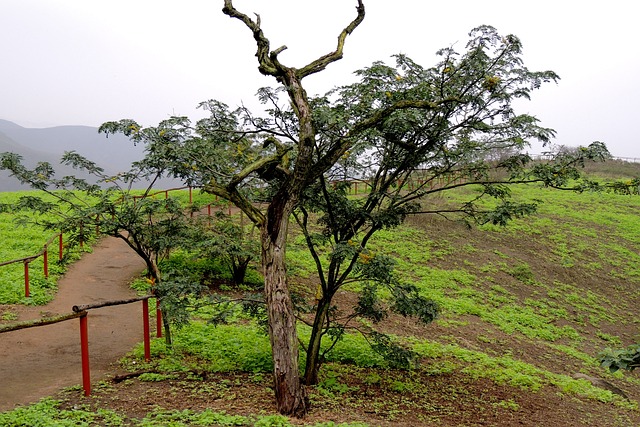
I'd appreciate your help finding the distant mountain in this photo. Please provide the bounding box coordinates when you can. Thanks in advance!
[0,119,147,191]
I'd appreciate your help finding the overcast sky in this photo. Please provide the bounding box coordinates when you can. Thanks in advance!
[1,0,638,158]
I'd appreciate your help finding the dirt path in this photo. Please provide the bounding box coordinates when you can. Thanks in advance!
[0,237,146,411]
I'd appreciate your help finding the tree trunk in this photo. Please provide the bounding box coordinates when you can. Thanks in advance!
[261,201,308,416]
[303,296,332,385]
[231,256,250,285]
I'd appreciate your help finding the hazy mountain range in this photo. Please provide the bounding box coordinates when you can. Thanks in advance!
[0,119,146,191]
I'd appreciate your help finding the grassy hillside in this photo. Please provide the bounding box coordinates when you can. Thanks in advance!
[1,161,639,426]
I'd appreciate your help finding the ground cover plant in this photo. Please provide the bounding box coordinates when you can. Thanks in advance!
[0,191,90,305]
[2,161,639,425]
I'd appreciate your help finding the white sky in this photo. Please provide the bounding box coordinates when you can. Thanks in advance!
[1,0,638,158]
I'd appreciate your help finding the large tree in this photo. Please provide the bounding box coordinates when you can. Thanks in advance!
[99,1,609,416]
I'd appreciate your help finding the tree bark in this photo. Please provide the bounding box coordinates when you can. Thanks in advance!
[303,295,332,385]
[261,198,308,416]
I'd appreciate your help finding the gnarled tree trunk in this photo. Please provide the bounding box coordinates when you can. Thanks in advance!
[261,197,308,416]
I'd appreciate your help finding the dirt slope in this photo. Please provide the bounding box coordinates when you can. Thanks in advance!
[0,237,146,411]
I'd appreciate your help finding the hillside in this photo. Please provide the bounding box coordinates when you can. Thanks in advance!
[1,161,640,426]
[0,119,144,191]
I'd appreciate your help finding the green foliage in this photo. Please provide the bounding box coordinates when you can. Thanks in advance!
[0,191,87,305]
[253,415,290,427]
[600,344,640,373]
[94,22,615,399]
[136,408,370,427]
[413,340,631,405]
[0,398,124,426]
[152,321,274,373]
[138,372,178,382]
[180,211,261,287]
[138,408,248,426]
[316,330,388,368]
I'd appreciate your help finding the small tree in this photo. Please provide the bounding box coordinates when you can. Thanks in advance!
[187,210,260,287]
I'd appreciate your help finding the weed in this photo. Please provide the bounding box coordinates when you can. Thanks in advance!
[493,399,520,411]
[138,372,179,382]
[254,414,291,427]
[1,310,18,321]
[0,398,124,426]
[596,331,623,346]
[505,262,535,284]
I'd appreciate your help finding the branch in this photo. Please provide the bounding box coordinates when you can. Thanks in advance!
[297,0,366,79]
[313,97,460,180]
[222,0,281,76]
[203,179,265,226]
[227,147,291,189]
[223,0,365,81]
[0,311,86,333]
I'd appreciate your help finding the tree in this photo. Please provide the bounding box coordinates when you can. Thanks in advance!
[0,150,192,345]
[287,47,608,385]
[97,2,610,416]
[187,210,260,287]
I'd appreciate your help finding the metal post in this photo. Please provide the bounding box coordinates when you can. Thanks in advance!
[189,186,193,203]
[43,247,49,279]
[80,314,91,396]
[142,299,151,361]
[24,261,30,297]
[59,233,63,261]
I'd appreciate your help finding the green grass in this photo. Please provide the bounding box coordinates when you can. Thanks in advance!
[0,398,125,426]
[2,170,640,422]
[0,399,371,427]
[0,191,88,305]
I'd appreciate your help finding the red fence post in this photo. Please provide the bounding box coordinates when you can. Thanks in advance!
[59,234,63,261]
[80,313,91,396]
[24,261,30,298]
[43,247,49,279]
[142,299,151,361]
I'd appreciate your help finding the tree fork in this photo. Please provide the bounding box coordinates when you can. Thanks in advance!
[222,0,366,417]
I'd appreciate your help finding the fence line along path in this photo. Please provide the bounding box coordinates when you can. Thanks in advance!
[0,236,147,411]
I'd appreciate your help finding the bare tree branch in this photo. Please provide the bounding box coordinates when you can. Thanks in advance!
[222,1,281,76]
[223,0,366,82]
[298,0,366,78]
